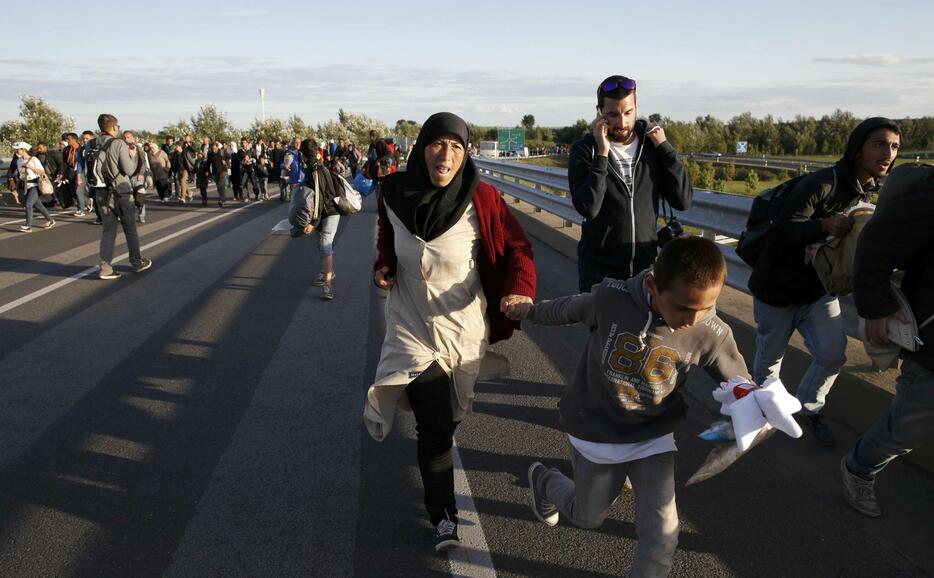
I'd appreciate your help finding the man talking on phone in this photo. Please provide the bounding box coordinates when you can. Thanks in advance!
[568,75,693,292]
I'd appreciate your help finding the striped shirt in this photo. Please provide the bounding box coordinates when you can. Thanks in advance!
[609,137,639,190]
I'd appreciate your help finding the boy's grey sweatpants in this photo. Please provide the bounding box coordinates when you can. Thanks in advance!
[537,444,679,578]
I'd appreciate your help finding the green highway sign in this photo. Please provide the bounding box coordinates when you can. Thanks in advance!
[497,128,525,153]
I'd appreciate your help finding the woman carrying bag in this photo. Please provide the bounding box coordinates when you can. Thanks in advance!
[288,138,343,300]
[12,142,56,232]
[365,112,536,551]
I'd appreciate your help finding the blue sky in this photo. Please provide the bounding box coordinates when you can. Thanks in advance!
[3,0,932,132]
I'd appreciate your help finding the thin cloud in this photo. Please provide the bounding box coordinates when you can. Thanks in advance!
[221,9,269,17]
[813,54,934,67]
[0,58,930,129]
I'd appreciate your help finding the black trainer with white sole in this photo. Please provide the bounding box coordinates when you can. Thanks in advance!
[434,515,459,552]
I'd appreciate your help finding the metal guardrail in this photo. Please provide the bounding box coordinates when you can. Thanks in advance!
[474,157,755,289]
[475,157,860,335]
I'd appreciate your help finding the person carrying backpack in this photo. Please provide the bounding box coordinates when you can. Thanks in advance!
[747,117,901,446]
[93,113,152,280]
[288,138,342,300]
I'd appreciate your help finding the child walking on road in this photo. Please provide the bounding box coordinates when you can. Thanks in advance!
[505,236,750,578]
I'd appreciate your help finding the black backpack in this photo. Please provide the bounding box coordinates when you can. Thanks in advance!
[735,174,809,267]
[83,138,117,189]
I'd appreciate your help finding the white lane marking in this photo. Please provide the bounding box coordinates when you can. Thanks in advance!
[272,219,290,232]
[0,202,262,316]
[448,439,497,578]
[1,207,77,227]
[0,193,161,226]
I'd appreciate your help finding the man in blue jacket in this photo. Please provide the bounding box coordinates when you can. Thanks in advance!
[568,75,693,293]
[280,136,304,203]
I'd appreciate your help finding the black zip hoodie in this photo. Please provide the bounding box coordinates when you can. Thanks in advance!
[568,120,693,287]
[854,164,934,372]
[748,117,899,307]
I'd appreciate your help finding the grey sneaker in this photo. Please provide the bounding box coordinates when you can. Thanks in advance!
[528,462,559,527]
[321,283,335,300]
[841,456,881,518]
[313,272,336,287]
[132,258,152,273]
[99,262,121,280]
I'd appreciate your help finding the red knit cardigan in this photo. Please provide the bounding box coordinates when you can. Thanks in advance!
[374,181,537,344]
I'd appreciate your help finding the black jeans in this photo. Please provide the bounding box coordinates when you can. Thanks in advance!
[231,169,242,199]
[58,178,77,208]
[97,190,142,266]
[155,179,170,201]
[405,361,459,526]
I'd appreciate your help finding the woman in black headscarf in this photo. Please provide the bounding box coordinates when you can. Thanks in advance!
[365,112,537,551]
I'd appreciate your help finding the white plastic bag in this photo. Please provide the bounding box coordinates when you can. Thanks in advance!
[687,376,802,485]
[335,175,362,215]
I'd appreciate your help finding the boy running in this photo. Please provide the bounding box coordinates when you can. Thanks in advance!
[505,236,749,577]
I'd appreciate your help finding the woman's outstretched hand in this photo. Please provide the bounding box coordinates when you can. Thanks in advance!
[501,294,533,321]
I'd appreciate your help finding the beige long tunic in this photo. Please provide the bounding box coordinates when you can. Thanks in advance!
[364,203,506,441]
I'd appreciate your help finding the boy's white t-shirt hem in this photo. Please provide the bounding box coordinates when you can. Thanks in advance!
[568,432,677,464]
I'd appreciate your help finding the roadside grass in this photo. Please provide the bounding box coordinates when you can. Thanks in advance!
[754,154,927,167]
[519,155,569,168]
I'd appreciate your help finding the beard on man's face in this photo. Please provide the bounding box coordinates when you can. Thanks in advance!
[607,126,632,143]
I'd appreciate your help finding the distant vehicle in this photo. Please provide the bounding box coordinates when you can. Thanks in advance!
[479,141,499,159]
[499,147,529,158]
[699,151,722,158]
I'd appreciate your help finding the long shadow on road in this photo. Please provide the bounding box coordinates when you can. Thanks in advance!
[0,201,283,363]
[0,231,309,577]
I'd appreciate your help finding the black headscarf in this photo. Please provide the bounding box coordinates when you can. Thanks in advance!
[382,112,479,242]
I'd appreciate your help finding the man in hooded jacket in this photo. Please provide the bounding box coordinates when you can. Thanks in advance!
[748,117,901,446]
[568,75,693,293]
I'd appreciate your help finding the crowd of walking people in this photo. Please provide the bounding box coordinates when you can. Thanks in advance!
[2,73,931,577]
[5,129,396,227]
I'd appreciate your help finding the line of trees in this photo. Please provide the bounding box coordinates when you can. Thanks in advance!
[0,97,392,156]
[470,111,934,156]
[3,96,931,159]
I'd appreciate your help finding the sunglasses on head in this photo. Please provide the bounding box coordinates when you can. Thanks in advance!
[600,76,636,93]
